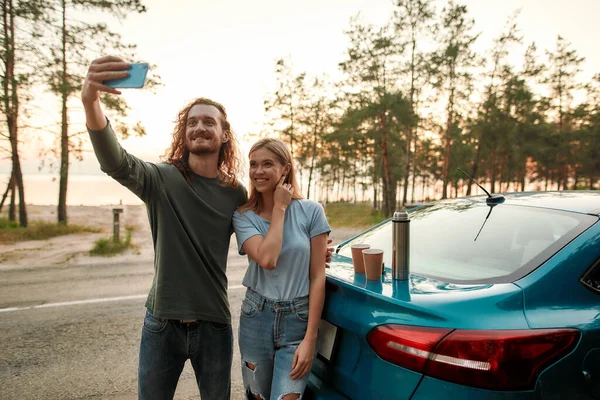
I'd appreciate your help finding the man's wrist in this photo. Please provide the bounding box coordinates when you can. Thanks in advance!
[86,117,109,132]
[84,101,108,131]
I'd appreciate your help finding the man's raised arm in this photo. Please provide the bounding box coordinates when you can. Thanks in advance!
[80,56,155,202]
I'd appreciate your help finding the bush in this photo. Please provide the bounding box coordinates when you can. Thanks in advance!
[89,226,136,256]
[0,218,19,229]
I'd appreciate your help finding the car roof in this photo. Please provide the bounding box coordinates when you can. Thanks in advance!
[436,191,600,216]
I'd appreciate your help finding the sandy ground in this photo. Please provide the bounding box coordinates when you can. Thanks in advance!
[0,205,154,271]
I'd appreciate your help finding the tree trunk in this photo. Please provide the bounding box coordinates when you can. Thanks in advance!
[0,170,13,212]
[402,132,413,206]
[498,155,506,193]
[353,163,357,203]
[379,113,394,216]
[402,35,417,206]
[58,0,68,224]
[306,166,313,199]
[307,129,316,200]
[372,183,377,210]
[9,118,26,226]
[411,165,417,203]
[442,65,456,200]
[468,142,482,196]
[3,0,27,226]
[571,171,578,190]
[9,176,15,221]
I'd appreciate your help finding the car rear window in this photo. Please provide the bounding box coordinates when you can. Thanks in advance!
[337,201,597,284]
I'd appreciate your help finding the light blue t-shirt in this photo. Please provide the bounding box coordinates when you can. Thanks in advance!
[233,199,331,301]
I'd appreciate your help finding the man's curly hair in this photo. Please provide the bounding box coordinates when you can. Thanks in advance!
[164,97,241,186]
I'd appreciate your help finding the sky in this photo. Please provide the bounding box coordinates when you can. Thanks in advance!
[6,0,600,175]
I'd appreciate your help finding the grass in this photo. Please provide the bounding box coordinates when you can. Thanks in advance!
[0,217,101,244]
[89,225,137,256]
[324,202,386,229]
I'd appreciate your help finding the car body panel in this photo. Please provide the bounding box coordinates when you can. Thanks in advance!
[515,222,600,399]
[325,258,529,330]
[306,375,351,399]
[411,376,533,400]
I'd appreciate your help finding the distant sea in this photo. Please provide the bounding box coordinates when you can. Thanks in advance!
[0,173,143,206]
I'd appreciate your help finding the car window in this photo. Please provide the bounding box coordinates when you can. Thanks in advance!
[581,259,600,294]
[337,201,597,284]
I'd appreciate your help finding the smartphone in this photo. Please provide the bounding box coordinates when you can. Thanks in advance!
[104,62,149,88]
[284,172,290,184]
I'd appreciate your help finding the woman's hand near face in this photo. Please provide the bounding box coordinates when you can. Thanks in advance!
[273,175,293,210]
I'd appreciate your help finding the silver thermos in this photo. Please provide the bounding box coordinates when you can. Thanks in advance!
[392,210,410,280]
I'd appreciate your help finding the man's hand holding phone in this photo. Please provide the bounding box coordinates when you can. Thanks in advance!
[82,56,128,104]
[81,56,149,130]
[81,56,148,104]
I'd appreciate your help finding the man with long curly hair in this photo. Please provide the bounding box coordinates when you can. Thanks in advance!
[81,56,247,400]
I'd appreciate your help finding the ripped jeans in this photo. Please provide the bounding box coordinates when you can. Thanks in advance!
[239,288,311,400]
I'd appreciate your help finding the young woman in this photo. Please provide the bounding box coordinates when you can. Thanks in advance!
[233,138,331,400]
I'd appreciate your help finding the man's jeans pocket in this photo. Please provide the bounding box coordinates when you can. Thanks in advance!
[143,309,168,333]
[208,321,230,331]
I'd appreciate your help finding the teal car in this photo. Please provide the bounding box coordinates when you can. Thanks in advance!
[307,191,600,399]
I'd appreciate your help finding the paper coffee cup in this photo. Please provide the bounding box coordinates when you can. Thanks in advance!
[363,248,384,281]
[351,244,370,273]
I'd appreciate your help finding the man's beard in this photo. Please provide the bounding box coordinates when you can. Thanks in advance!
[189,146,219,156]
[187,138,220,156]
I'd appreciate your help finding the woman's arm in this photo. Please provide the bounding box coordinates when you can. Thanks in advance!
[241,177,293,270]
[290,232,328,380]
[241,205,286,270]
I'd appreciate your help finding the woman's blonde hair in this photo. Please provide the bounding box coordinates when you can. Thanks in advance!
[239,138,303,213]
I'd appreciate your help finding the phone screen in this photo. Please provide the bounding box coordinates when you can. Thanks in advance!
[104,63,149,89]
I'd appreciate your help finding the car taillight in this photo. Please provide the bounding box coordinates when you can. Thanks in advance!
[367,325,580,391]
[366,325,453,372]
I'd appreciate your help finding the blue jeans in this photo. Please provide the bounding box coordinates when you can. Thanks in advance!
[239,288,311,400]
[138,309,233,400]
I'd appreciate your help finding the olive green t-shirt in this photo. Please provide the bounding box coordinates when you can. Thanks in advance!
[88,121,247,324]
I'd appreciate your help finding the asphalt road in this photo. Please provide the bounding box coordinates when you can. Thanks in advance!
[0,241,251,400]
